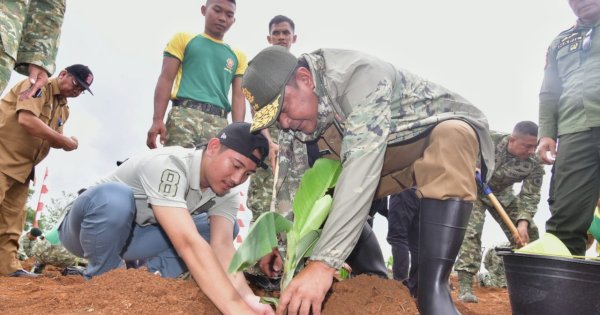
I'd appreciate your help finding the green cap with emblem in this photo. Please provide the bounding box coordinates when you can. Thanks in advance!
[241,46,298,132]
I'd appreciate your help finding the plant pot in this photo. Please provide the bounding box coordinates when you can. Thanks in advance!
[497,249,600,315]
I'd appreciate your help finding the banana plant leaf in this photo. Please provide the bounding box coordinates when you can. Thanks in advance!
[228,212,292,273]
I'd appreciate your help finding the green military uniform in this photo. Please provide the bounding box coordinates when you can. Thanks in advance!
[539,18,600,255]
[16,233,36,260]
[455,131,544,276]
[247,125,280,221]
[478,242,510,288]
[31,238,86,269]
[0,0,66,93]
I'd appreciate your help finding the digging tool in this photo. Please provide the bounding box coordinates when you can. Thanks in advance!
[475,171,525,247]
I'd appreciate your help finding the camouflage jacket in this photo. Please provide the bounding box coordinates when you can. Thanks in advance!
[276,49,494,269]
[0,0,66,76]
[482,132,544,224]
[17,233,36,260]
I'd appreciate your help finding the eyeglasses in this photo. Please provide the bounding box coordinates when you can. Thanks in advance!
[69,74,86,94]
[583,27,594,52]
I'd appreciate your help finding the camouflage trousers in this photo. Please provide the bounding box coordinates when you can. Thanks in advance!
[164,105,228,148]
[478,242,509,288]
[0,49,16,94]
[248,126,280,221]
[454,198,539,275]
[32,238,87,268]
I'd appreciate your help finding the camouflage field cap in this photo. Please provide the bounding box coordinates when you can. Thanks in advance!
[241,46,298,132]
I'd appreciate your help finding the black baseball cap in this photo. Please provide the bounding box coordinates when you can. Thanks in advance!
[65,64,94,95]
[217,122,269,169]
[30,227,42,237]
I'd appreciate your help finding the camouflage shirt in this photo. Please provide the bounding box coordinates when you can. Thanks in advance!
[482,132,544,224]
[0,0,66,76]
[17,233,36,260]
[276,49,494,269]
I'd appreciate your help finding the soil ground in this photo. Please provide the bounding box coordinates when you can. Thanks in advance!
[0,260,511,314]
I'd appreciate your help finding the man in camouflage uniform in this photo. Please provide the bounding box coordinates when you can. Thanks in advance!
[455,121,544,303]
[17,227,42,260]
[0,0,66,98]
[242,46,495,315]
[30,237,87,274]
[248,15,298,221]
[478,242,509,288]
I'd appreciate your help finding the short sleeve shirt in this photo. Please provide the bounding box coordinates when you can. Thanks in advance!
[0,77,68,182]
[164,32,247,112]
[94,146,240,226]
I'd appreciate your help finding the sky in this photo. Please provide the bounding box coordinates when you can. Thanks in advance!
[3,1,586,260]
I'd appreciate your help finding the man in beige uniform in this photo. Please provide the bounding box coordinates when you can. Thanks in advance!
[0,64,92,277]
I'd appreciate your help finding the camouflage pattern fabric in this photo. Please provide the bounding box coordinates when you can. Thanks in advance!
[164,105,228,148]
[247,125,280,221]
[16,233,36,260]
[31,238,86,268]
[0,0,66,93]
[479,242,509,288]
[274,49,494,269]
[455,132,543,275]
[274,129,310,217]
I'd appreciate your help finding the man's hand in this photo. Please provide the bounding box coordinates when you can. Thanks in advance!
[243,294,276,315]
[259,248,283,278]
[277,260,335,315]
[516,220,530,247]
[537,137,557,165]
[63,136,79,151]
[147,120,167,149]
[18,64,49,101]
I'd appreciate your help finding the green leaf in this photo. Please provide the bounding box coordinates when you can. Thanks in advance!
[298,195,332,240]
[260,296,279,308]
[292,159,342,231]
[228,212,292,273]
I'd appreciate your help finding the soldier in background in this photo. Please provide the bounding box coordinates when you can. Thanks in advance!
[17,227,42,260]
[455,121,544,303]
[0,0,66,99]
[248,15,297,222]
[30,236,87,275]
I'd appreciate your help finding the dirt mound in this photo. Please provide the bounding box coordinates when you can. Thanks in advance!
[0,262,511,314]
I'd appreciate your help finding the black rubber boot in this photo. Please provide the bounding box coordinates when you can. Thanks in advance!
[417,198,472,315]
[345,221,388,278]
[31,262,46,274]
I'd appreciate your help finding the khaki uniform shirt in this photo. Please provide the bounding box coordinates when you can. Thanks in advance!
[277,49,494,268]
[0,77,68,183]
[539,20,600,139]
[482,132,544,224]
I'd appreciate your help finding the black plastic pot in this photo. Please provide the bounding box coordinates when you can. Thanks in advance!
[497,249,600,315]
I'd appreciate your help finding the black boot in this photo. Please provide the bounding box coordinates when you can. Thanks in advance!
[31,262,46,274]
[417,198,472,315]
[345,221,388,278]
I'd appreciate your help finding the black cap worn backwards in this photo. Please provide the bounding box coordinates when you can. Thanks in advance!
[65,64,94,95]
[217,122,269,169]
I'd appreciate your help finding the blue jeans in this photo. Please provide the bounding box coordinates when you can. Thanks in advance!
[59,182,238,279]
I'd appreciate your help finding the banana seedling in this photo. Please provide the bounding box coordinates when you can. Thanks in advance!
[228,158,342,294]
